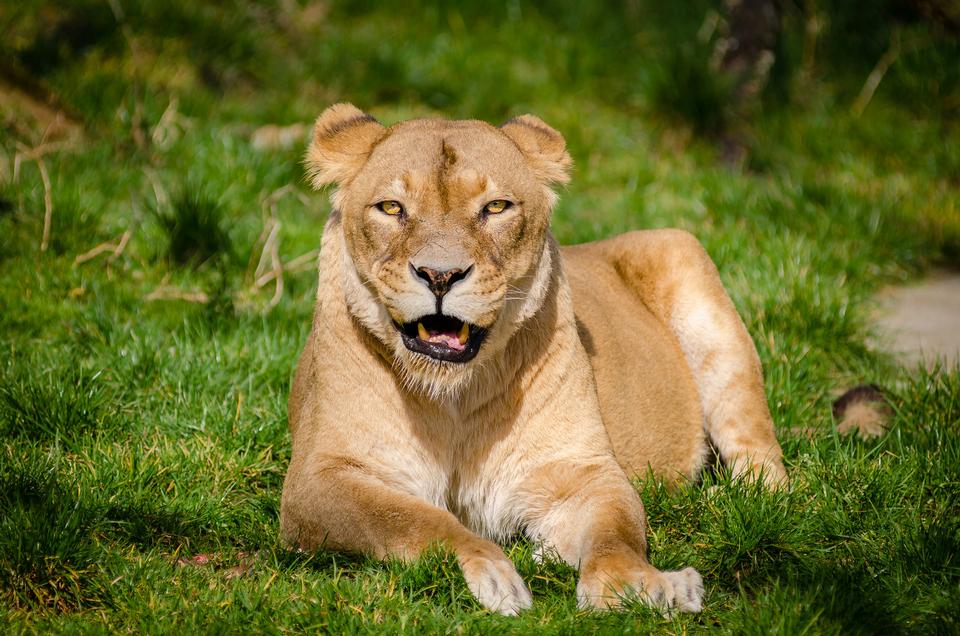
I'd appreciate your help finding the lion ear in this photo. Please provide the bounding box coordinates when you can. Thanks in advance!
[305,103,386,189]
[500,115,572,185]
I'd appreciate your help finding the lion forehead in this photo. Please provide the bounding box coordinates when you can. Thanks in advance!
[362,121,530,191]
[375,168,493,202]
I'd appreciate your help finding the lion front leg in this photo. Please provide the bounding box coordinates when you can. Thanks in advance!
[520,461,704,613]
[607,229,787,488]
[280,457,532,615]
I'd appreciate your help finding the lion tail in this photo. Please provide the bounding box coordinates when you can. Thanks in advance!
[832,384,893,439]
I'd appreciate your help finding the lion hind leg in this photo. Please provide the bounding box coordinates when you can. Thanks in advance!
[605,230,787,489]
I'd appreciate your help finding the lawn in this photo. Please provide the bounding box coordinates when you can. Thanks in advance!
[2,1,959,633]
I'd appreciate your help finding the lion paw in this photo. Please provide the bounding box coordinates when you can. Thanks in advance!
[659,567,704,613]
[577,563,704,614]
[458,545,532,615]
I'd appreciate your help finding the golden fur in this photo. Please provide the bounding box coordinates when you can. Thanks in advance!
[280,104,787,615]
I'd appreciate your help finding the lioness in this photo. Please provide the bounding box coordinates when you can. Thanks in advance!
[280,104,787,615]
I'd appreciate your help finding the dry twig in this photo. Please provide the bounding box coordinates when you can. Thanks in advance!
[145,286,210,303]
[107,0,150,149]
[267,225,284,308]
[37,157,53,252]
[245,185,313,310]
[74,229,133,265]
[150,97,192,149]
[283,249,320,272]
[145,271,208,304]
[143,167,169,210]
[851,30,901,117]
[253,218,282,284]
[13,140,70,252]
[111,228,132,262]
[75,242,117,265]
[254,249,319,287]
[13,140,73,170]
[801,0,822,78]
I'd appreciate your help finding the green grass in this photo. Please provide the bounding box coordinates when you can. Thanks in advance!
[2,1,959,633]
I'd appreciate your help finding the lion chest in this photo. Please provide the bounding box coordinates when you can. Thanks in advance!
[365,423,526,541]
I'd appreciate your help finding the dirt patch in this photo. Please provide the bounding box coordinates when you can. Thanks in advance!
[873,271,960,369]
[0,75,82,144]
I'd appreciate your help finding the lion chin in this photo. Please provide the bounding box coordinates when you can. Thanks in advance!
[279,103,787,617]
[390,347,479,401]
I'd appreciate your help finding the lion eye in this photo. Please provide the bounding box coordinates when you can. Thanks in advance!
[483,200,512,215]
[376,200,404,216]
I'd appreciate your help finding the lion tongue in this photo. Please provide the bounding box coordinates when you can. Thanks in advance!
[428,332,465,350]
[418,322,468,351]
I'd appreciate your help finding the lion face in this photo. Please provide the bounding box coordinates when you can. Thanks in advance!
[305,104,571,395]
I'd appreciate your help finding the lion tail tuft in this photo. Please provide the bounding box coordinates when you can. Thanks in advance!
[832,384,893,439]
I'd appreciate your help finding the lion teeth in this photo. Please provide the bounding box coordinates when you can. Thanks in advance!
[458,322,469,345]
[417,322,429,340]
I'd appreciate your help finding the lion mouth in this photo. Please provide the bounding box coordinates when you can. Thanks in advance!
[394,314,487,363]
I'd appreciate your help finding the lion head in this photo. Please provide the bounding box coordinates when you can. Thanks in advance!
[305,103,571,396]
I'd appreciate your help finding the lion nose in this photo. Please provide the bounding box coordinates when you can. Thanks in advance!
[411,264,473,298]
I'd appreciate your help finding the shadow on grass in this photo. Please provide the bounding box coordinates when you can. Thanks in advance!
[152,187,233,268]
[0,457,101,611]
[0,450,262,612]
[100,498,224,550]
[734,561,902,635]
[734,541,959,635]
[726,497,960,634]
[0,367,113,448]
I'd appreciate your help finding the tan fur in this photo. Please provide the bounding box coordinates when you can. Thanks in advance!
[280,104,786,615]
[834,385,891,439]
